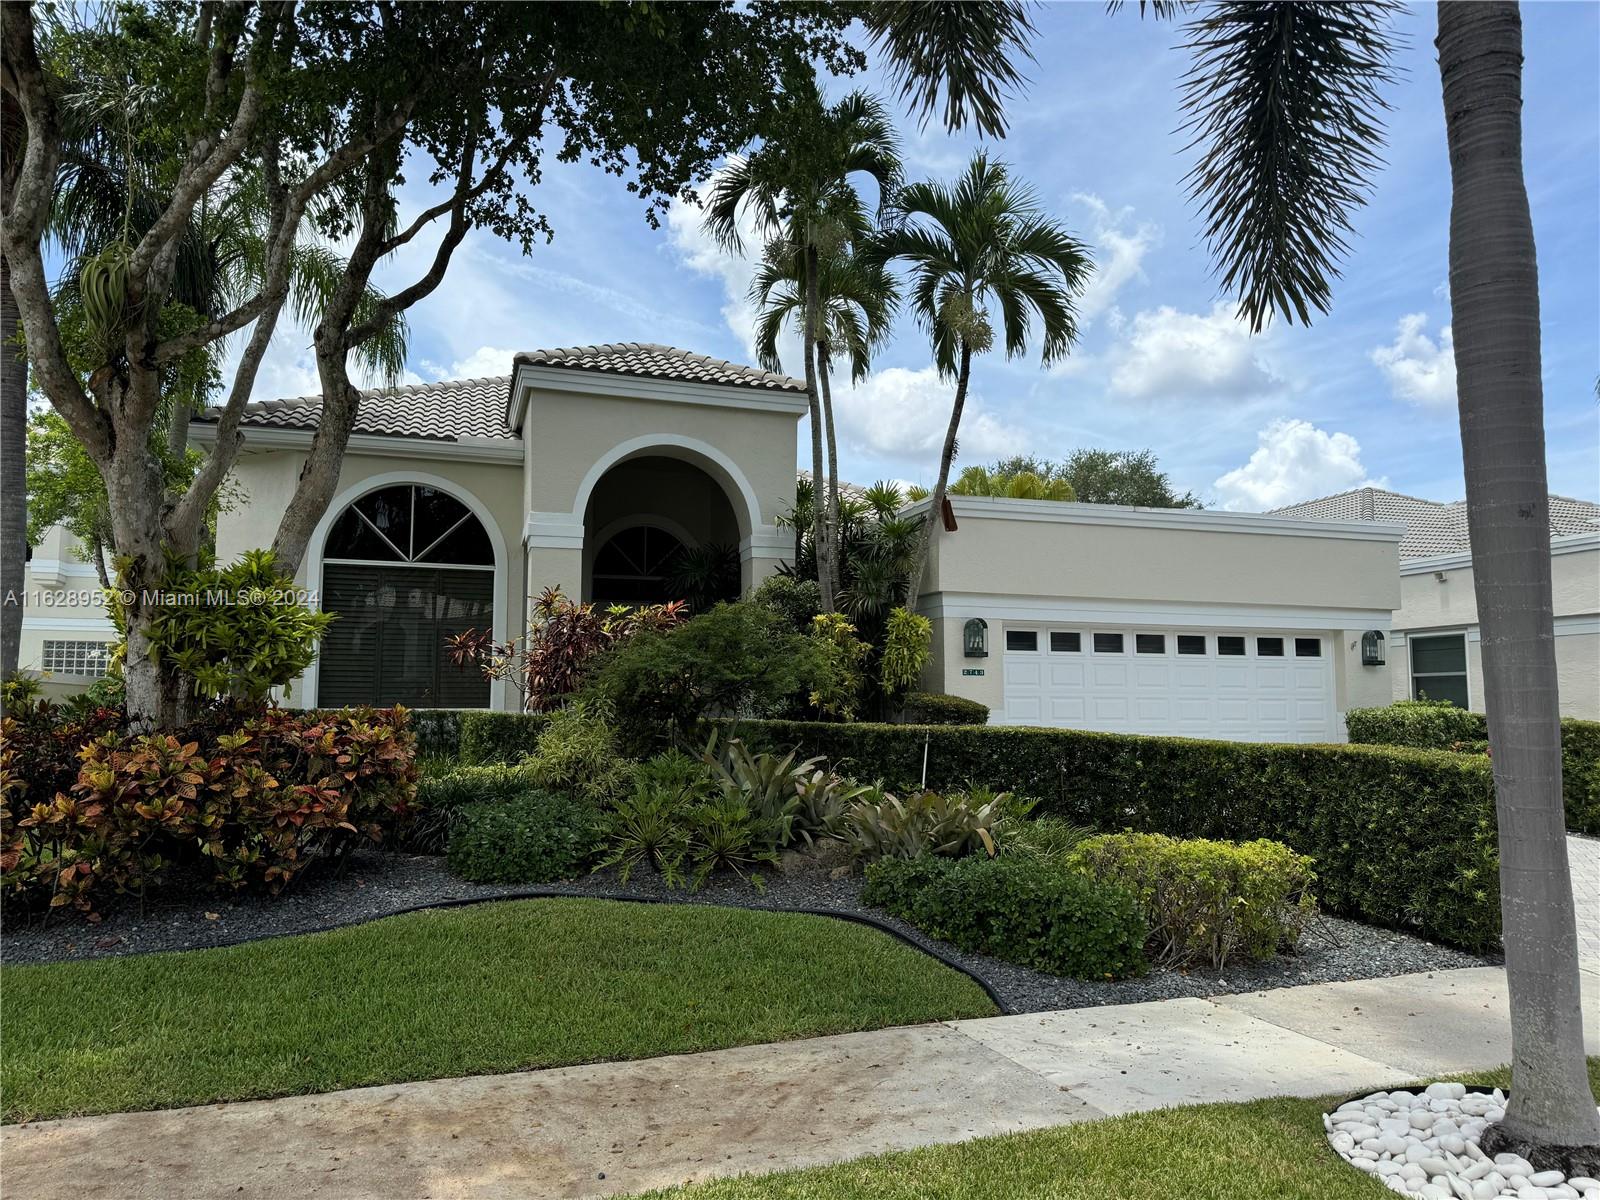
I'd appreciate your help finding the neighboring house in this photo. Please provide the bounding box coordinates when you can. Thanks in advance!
[17,344,1404,742]
[14,522,118,702]
[1270,487,1600,719]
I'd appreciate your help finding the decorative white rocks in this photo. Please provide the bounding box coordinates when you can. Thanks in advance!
[1324,1084,1600,1200]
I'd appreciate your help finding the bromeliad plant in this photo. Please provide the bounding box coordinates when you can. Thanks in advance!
[840,784,1009,861]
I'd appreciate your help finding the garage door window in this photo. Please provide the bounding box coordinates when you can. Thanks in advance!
[1256,637,1284,657]
[1135,633,1166,654]
[1093,632,1125,654]
[1295,637,1322,657]
[1050,631,1081,652]
[1411,633,1469,708]
[1217,636,1246,656]
[1005,629,1039,652]
[1177,635,1206,655]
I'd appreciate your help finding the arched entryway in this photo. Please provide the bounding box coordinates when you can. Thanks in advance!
[582,455,741,611]
[317,483,496,707]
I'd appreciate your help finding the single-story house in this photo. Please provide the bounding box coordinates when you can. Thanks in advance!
[20,344,1410,740]
[1270,487,1599,720]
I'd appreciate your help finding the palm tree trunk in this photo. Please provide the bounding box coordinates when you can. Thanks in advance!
[802,246,836,612]
[817,343,844,603]
[1438,1,1600,1173]
[905,342,971,613]
[0,256,26,683]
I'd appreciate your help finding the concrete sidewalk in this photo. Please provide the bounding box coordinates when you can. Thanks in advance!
[6,964,1597,1200]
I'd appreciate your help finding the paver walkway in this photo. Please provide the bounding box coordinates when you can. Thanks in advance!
[6,965,1597,1200]
[6,840,1597,1200]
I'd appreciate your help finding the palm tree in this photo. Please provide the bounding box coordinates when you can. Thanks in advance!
[1165,0,1597,1167]
[752,242,900,593]
[879,153,1091,610]
[948,463,1077,501]
[703,83,901,612]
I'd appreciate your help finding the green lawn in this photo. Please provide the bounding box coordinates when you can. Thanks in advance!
[637,1060,1600,1200]
[0,897,995,1122]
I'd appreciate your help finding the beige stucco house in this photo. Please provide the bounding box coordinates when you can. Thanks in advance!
[19,344,1413,740]
[1271,487,1600,720]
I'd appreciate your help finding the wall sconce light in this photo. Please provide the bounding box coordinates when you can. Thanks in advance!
[1361,630,1387,667]
[1433,571,1447,583]
[963,618,988,658]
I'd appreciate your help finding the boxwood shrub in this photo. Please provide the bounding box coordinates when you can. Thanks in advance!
[405,709,467,760]
[901,692,990,726]
[726,718,1501,953]
[407,763,543,852]
[446,790,603,884]
[1068,833,1317,969]
[1346,701,1600,835]
[863,855,1147,979]
[458,711,549,764]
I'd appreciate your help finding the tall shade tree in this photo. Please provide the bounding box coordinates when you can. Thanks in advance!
[1165,0,1598,1167]
[704,84,902,613]
[752,243,900,595]
[0,87,23,685]
[880,153,1091,610]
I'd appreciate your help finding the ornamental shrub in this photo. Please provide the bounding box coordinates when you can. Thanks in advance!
[458,710,549,763]
[878,608,932,702]
[808,612,870,720]
[863,855,1147,979]
[1069,833,1318,969]
[839,785,1007,861]
[1,706,417,915]
[752,573,822,634]
[901,692,989,726]
[408,762,543,852]
[526,699,632,804]
[446,790,603,884]
[406,709,468,760]
[722,718,1501,953]
[1346,701,1600,835]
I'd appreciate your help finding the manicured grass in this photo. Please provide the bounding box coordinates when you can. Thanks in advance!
[0,898,995,1122]
[639,1060,1600,1200]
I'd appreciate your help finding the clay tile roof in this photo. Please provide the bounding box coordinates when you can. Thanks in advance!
[513,342,805,393]
[200,375,517,443]
[1268,486,1600,558]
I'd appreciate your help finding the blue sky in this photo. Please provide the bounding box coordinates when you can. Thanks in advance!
[252,3,1600,509]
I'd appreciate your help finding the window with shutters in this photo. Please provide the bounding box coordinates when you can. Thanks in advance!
[319,485,495,708]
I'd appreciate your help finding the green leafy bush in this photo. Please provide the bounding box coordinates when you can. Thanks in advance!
[840,785,1006,861]
[808,612,870,720]
[406,709,468,761]
[879,608,932,701]
[1346,701,1600,836]
[722,718,1501,953]
[793,768,872,848]
[863,855,1147,979]
[408,762,543,852]
[900,693,989,726]
[1069,833,1318,969]
[526,700,631,804]
[586,601,823,751]
[446,790,602,884]
[458,711,549,764]
[1,706,416,914]
[1002,815,1095,863]
[753,573,822,634]
[682,793,784,889]
[703,732,811,840]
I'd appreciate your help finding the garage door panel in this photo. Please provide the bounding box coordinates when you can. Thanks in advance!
[1048,661,1085,688]
[1049,696,1087,722]
[1093,661,1129,687]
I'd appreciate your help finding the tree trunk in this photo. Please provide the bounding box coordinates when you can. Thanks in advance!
[904,343,971,613]
[0,255,27,683]
[817,343,844,604]
[1438,0,1600,1175]
[802,246,835,613]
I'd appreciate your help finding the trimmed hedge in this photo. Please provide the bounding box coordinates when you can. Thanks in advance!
[446,790,602,884]
[901,692,989,726]
[726,719,1501,953]
[407,709,467,760]
[1347,701,1600,836]
[863,855,1147,979]
[407,763,542,852]
[458,711,549,764]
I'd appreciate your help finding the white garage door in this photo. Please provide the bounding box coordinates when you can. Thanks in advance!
[1002,626,1335,743]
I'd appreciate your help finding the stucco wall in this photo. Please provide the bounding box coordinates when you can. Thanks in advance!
[14,523,118,692]
[1392,629,1598,720]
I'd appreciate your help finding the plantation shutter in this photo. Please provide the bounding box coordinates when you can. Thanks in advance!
[318,564,492,708]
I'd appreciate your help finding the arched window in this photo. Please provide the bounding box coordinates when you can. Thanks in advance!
[590,525,686,607]
[319,484,494,709]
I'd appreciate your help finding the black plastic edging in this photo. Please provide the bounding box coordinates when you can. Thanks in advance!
[60,886,1014,1015]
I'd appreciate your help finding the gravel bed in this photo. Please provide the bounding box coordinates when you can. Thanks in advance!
[1,850,1489,1013]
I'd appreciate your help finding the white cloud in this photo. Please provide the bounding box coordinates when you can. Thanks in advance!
[665,179,764,360]
[423,345,518,380]
[1070,193,1160,322]
[832,366,1025,467]
[1371,312,1456,407]
[1212,418,1385,512]
[1108,303,1283,401]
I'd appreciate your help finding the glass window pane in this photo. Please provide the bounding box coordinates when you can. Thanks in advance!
[1294,637,1322,658]
[417,517,494,566]
[1412,635,1467,674]
[356,487,413,558]
[1005,629,1038,652]
[411,488,470,556]
[1093,632,1124,654]
[1049,631,1080,652]
[1177,635,1206,655]
[1414,674,1470,709]
[1256,637,1285,657]
[1135,633,1166,654]
[325,507,404,561]
[1217,636,1246,656]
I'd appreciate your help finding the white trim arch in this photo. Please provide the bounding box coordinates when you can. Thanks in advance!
[300,470,513,711]
[572,434,765,541]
